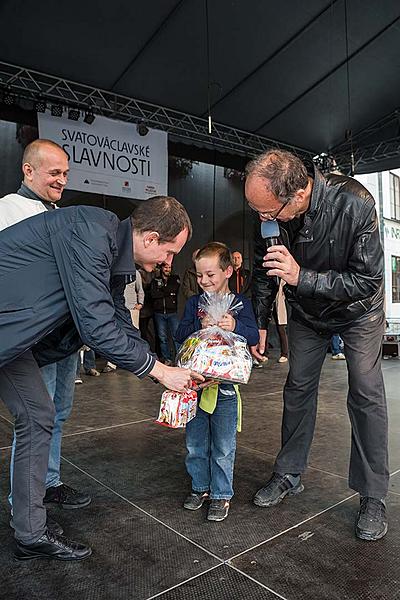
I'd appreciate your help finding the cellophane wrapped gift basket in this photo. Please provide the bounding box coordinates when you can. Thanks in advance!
[155,293,253,428]
[177,292,252,384]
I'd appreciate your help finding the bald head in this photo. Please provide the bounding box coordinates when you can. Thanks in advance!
[22,139,69,203]
[22,139,67,169]
[232,251,243,270]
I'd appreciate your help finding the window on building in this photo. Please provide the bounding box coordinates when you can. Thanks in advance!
[392,256,400,303]
[390,173,400,220]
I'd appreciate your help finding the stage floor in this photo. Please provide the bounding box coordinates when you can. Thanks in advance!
[0,352,399,600]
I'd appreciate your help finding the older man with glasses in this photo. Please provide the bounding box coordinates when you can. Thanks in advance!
[245,149,388,542]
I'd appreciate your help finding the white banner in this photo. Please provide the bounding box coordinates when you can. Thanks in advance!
[38,112,167,199]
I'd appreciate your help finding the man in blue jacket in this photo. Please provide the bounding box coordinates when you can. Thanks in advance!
[0,139,91,531]
[0,194,201,560]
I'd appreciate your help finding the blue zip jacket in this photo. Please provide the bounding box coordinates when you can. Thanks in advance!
[176,292,259,347]
[0,205,156,377]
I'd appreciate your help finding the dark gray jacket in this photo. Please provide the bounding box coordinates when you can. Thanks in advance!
[252,168,384,334]
[0,205,155,376]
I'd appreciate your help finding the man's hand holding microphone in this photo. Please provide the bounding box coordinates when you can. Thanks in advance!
[260,220,300,287]
[250,220,299,362]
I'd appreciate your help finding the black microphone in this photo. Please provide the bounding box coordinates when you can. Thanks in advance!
[261,220,280,285]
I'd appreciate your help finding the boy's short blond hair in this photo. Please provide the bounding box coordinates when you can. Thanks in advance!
[195,242,233,271]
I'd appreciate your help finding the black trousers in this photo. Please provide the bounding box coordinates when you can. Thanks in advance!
[274,309,389,498]
[0,351,55,543]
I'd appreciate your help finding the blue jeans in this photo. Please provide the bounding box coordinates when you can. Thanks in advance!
[185,390,238,500]
[154,312,179,361]
[331,334,344,355]
[80,348,96,372]
[9,352,79,507]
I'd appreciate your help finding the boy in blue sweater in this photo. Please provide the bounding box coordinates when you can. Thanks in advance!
[176,242,259,521]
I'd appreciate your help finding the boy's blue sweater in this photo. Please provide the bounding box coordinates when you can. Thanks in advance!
[175,292,259,347]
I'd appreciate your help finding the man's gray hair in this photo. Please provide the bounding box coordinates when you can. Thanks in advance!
[246,149,309,201]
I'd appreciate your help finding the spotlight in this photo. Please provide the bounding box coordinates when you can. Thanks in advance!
[83,109,95,125]
[3,90,15,106]
[68,107,80,121]
[136,121,149,136]
[34,98,47,113]
[51,104,63,117]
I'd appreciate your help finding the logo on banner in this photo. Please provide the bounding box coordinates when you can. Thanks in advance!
[83,177,109,189]
[122,180,132,193]
[144,184,157,195]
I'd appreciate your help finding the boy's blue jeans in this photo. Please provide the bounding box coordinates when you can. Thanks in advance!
[185,390,238,500]
[9,352,79,507]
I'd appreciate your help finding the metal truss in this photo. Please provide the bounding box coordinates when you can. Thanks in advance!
[332,109,400,154]
[334,137,400,174]
[0,61,313,160]
[331,109,400,173]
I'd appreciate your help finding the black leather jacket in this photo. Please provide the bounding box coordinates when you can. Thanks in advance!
[252,167,384,335]
[150,273,180,313]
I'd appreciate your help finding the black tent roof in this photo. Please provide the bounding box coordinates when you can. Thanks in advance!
[1,0,399,172]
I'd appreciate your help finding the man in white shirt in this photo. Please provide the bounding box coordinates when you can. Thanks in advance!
[0,140,67,225]
[0,139,91,548]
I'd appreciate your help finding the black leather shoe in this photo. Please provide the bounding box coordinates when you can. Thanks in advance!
[355,497,388,541]
[15,530,92,561]
[44,484,91,509]
[10,514,63,536]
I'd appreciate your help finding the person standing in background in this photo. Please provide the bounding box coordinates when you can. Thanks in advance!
[182,248,200,299]
[138,266,160,355]
[264,281,289,364]
[229,251,251,296]
[102,271,145,372]
[331,334,345,360]
[125,269,144,328]
[150,263,181,364]
[77,348,100,380]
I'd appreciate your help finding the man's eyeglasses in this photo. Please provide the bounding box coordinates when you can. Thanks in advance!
[249,200,287,220]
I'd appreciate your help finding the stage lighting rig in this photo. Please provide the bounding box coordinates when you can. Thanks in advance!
[83,109,95,124]
[51,103,63,117]
[136,121,149,136]
[3,88,15,105]
[68,107,80,121]
[34,98,46,113]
